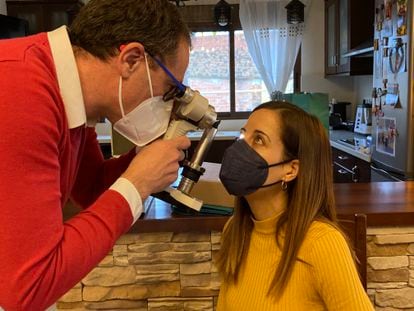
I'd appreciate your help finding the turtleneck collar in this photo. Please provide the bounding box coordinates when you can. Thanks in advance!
[251,209,284,234]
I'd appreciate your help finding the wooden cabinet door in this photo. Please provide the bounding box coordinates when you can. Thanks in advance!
[325,0,338,75]
[336,0,350,74]
[6,1,82,35]
[332,147,371,183]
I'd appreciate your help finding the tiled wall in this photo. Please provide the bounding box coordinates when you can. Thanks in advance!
[57,226,414,310]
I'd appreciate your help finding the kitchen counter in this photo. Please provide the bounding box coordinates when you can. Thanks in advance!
[330,130,372,162]
[123,181,414,230]
[63,182,414,230]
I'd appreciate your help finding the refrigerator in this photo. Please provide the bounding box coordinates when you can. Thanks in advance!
[371,0,414,181]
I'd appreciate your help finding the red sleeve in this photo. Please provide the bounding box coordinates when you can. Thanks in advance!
[70,127,136,209]
[0,45,133,310]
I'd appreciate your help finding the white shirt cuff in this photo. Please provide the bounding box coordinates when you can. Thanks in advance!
[110,177,143,224]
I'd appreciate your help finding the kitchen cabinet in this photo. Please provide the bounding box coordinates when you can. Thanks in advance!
[6,0,83,35]
[332,147,371,183]
[324,0,374,76]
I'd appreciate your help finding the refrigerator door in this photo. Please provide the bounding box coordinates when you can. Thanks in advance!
[371,0,414,180]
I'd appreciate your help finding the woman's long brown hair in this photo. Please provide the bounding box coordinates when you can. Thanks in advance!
[215,101,341,298]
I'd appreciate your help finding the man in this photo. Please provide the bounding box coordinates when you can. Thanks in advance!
[0,0,191,309]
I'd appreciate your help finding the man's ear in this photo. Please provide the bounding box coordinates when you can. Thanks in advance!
[117,42,146,79]
[284,159,299,182]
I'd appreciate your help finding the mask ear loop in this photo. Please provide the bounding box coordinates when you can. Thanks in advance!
[118,77,126,117]
[144,53,154,98]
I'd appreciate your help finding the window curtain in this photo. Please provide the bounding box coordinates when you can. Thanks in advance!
[239,0,311,99]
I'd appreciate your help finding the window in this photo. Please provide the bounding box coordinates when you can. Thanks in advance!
[181,5,300,118]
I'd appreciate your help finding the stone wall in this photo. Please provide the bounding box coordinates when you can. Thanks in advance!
[57,226,414,310]
[57,231,222,311]
[367,226,414,310]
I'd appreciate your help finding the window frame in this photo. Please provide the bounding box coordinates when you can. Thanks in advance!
[181,4,301,119]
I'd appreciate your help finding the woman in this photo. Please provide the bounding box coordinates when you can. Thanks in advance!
[216,101,373,310]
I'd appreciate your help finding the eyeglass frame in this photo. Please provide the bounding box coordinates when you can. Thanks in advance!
[146,53,187,101]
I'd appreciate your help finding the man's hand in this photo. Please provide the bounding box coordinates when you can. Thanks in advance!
[121,136,191,200]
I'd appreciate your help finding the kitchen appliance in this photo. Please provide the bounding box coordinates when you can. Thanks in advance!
[371,0,414,180]
[329,101,353,130]
[354,104,372,134]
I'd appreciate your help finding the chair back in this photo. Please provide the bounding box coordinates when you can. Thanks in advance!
[337,213,367,290]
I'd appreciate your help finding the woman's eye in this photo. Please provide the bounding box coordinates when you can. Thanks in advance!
[254,135,264,144]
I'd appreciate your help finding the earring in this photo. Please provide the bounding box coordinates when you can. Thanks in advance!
[281,181,288,191]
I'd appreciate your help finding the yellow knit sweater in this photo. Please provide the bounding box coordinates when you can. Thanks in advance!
[217,213,374,311]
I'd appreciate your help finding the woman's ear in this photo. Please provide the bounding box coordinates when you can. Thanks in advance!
[117,42,146,79]
[284,159,299,182]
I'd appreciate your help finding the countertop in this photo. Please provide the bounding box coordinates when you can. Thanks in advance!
[329,130,372,162]
[126,181,414,232]
[63,181,414,232]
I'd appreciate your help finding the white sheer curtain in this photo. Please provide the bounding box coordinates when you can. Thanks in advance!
[239,0,311,99]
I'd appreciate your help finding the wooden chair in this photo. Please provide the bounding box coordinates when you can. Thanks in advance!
[337,213,367,290]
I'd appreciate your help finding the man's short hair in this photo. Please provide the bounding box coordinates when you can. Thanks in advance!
[69,0,190,62]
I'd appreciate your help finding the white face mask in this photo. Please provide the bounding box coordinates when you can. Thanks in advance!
[113,54,173,147]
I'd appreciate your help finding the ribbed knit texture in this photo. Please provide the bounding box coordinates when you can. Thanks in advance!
[0,33,137,310]
[217,213,374,311]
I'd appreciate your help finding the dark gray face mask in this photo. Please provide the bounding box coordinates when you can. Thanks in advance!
[219,139,292,196]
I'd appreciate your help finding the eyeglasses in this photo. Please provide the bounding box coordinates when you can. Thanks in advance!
[147,53,186,101]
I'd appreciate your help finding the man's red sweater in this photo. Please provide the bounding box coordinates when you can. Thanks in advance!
[0,33,136,310]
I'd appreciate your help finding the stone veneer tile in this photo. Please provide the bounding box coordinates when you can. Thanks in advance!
[147,301,183,311]
[181,287,220,297]
[375,308,414,311]
[410,256,414,268]
[135,273,180,284]
[58,288,82,303]
[367,282,407,289]
[112,244,128,255]
[181,273,211,287]
[114,255,129,266]
[135,232,174,243]
[212,244,221,251]
[367,289,375,305]
[56,302,85,310]
[367,242,409,256]
[368,256,409,270]
[376,288,414,308]
[116,234,137,245]
[410,270,414,287]
[84,299,147,310]
[172,242,212,252]
[211,231,221,245]
[128,251,211,264]
[210,272,222,290]
[172,232,210,242]
[97,255,113,267]
[72,282,82,289]
[181,262,212,275]
[367,227,414,235]
[375,234,414,245]
[408,244,414,254]
[128,242,172,253]
[147,297,213,311]
[183,300,214,311]
[82,266,136,286]
[367,267,409,282]
[135,264,179,275]
[83,281,181,301]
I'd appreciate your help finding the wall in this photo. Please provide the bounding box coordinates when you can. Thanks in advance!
[57,231,222,310]
[57,226,414,310]
[367,226,414,309]
[187,0,364,129]
[0,0,7,15]
[302,0,356,104]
